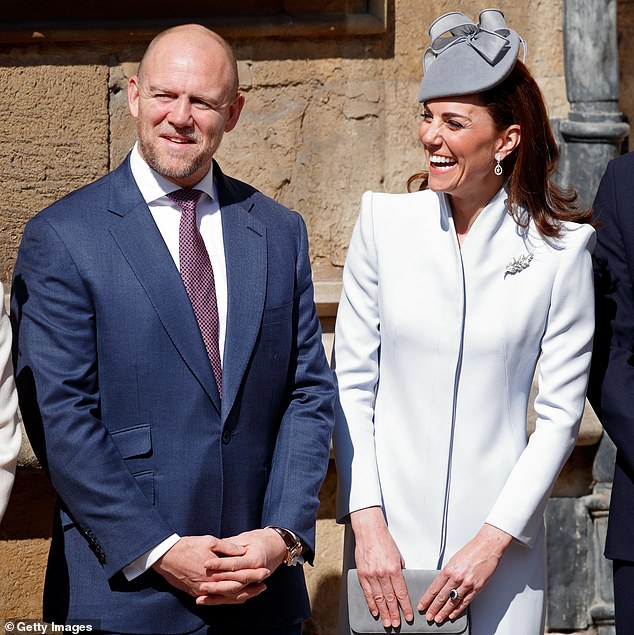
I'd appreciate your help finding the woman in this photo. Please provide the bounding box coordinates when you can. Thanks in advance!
[333,9,594,635]
[0,280,20,523]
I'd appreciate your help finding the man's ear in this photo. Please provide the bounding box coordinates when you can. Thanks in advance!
[128,76,140,119]
[224,94,245,133]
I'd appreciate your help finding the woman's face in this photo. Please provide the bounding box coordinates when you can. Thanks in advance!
[419,96,509,204]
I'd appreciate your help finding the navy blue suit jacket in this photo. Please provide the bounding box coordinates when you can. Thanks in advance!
[589,152,634,562]
[11,157,336,633]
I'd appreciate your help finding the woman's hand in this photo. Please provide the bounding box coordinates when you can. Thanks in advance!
[418,523,513,623]
[350,506,413,628]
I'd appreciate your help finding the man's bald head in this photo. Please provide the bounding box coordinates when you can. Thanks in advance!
[127,23,244,188]
[138,25,239,98]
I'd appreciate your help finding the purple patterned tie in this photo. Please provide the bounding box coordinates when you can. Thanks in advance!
[167,188,222,397]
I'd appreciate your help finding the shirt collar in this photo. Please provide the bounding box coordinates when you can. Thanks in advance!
[129,142,216,204]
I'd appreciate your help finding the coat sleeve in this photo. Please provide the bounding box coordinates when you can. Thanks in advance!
[260,211,336,561]
[11,217,174,578]
[588,158,634,473]
[0,281,20,523]
[486,223,595,546]
[332,191,384,522]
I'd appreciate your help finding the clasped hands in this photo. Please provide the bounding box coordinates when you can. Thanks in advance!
[152,528,288,605]
[351,507,512,628]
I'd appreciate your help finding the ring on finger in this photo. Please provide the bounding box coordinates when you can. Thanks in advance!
[449,589,462,602]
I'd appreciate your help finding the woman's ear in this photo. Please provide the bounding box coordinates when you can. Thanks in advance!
[498,124,521,159]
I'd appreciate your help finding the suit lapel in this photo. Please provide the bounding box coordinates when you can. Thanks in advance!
[217,167,267,424]
[107,159,221,414]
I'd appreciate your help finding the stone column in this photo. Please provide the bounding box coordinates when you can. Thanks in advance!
[587,434,618,635]
[546,2,627,634]
[557,0,629,208]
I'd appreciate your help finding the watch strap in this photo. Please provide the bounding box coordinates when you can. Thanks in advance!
[268,526,304,566]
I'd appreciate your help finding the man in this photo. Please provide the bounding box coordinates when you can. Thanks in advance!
[588,152,634,633]
[11,25,335,635]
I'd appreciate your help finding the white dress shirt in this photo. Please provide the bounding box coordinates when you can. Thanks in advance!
[124,145,228,580]
[129,143,227,362]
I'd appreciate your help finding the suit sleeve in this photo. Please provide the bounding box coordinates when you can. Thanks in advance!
[486,224,595,545]
[588,158,634,473]
[11,217,174,578]
[332,192,384,522]
[260,211,336,562]
[0,281,20,523]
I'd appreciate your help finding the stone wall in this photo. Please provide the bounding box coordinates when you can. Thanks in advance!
[0,1,631,633]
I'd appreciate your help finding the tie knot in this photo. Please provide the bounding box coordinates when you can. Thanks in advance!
[167,189,204,213]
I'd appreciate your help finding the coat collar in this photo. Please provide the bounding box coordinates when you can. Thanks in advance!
[215,161,267,423]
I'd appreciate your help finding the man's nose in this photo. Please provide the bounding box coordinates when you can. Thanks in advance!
[168,96,193,127]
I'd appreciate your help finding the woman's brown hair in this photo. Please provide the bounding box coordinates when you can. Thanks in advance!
[408,60,592,238]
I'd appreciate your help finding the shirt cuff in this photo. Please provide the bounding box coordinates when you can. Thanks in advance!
[122,533,181,581]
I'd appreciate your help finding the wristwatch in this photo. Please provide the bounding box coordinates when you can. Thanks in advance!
[269,526,304,566]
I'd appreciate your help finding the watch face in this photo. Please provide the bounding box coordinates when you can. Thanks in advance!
[270,526,303,565]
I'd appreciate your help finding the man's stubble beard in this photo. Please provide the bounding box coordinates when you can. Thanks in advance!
[138,135,213,181]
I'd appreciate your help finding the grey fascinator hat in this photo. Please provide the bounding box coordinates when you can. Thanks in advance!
[418,9,526,102]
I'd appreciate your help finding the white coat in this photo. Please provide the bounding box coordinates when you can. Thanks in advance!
[333,187,595,634]
[0,281,20,523]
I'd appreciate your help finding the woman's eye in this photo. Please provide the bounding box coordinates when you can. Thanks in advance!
[447,120,463,130]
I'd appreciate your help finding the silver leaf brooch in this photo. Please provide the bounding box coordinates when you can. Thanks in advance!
[504,253,533,278]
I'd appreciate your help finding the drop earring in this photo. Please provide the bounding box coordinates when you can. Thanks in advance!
[494,154,503,176]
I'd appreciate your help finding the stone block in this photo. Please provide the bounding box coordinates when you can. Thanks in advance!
[305,463,344,635]
[0,55,109,282]
[546,497,592,630]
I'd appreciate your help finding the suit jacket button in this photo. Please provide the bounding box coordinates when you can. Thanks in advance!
[222,430,231,444]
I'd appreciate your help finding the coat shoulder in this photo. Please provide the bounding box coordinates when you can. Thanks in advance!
[606,150,634,175]
[531,220,596,264]
[34,176,110,222]
[359,189,439,226]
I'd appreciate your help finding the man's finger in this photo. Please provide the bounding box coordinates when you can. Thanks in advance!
[195,583,267,605]
[207,567,271,584]
[204,555,254,572]
[211,538,248,557]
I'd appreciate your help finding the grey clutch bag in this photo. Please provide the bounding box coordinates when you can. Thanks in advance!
[347,568,470,634]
